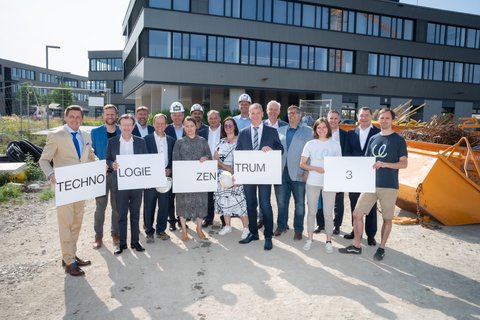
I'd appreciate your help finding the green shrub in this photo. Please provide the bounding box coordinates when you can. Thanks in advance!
[39,188,55,201]
[25,154,45,181]
[0,183,22,203]
[0,172,11,187]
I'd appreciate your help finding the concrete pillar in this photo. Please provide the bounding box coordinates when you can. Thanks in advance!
[321,94,342,112]
[209,88,225,111]
[358,96,381,111]
[150,86,162,114]
[423,100,442,122]
[160,85,180,111]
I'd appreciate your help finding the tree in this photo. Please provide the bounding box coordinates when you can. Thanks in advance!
[49,84,74,108]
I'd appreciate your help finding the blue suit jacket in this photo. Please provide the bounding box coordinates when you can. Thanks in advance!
[236,125,283,153]
[338,128,347,155]
[144,133,175,172]
[165,123,184,141]
[344,125,381,157]
[278,124,312,181]
[197,123,209,140]
[90,124,120,160]
[105,135,147,190]
[132,124,154,137]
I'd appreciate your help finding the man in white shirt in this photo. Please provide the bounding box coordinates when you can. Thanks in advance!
[202,110,223,227]
[143,114,175,243]
[132,106,154,137]
[233,93,252,130]
[264,100,288,129]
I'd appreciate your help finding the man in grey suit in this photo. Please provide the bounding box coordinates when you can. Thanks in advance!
[274,105,312,239]
[106,113,148,255]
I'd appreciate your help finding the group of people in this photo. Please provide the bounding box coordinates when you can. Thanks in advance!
[39,93,408,277]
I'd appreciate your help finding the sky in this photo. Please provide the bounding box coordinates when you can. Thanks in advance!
[0,0,479,77]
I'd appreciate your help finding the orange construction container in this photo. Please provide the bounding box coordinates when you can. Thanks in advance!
[397,138,480,226]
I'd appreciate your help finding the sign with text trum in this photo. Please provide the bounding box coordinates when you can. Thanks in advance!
[233,150,282,184]
[116,154,166,190]
[172,160,218,193]
[54,160,106,206]
[323,156,376,193]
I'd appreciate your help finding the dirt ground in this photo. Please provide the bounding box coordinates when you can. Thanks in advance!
[0,193,479,320]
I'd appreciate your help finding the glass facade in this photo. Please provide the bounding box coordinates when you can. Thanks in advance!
[12,68,35,81]
[368,53,480,84]
[427,22,480,49]
[88,80,108,91]
[147,0,414,41]
[147,29,354,73]
[114,80,123,93]
[90,58,123,71]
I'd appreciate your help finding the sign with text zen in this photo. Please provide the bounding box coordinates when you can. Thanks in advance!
[233,150,282,185]
[172,160,218,193]
[323,156,376,193]
[54,160,107,206]
[116,154,166,190]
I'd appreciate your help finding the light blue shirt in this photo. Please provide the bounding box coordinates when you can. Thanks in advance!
[233,114,251,130]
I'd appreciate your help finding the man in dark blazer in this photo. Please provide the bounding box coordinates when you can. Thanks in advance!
[343,106,380,246]
[164,101,185,231]
[143,114,175,243]
[236,103,284,251]
[315,110,347,235]
[132,105,154,137]
[106,113,148,255]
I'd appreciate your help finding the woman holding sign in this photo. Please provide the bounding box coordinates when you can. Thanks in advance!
[213,117,249,239]
[172,116,212,241]
[300,118,342,253]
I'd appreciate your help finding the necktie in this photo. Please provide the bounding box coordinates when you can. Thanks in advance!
[253,127,259,150]
[71,132,81,159]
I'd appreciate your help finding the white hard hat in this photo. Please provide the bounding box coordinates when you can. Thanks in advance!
[238,93,252,103]
[190,103,204,114]
[156,177,172,193]
[219,171,234,189]
[169,102,184,113]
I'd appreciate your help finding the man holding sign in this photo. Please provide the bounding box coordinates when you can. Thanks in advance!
[339,108,408,261]
[106,114,148,255]
[39,105,96,276]
[236,103,283,251]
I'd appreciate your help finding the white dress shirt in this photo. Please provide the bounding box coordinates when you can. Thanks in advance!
[119,135,134,155]
[154,132,169,168]
[208,126,221,156]
[359,125,373,150]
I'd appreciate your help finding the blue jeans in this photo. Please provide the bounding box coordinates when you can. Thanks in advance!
[243,184,273,239]
[274,168,306,232]
[143,188,170,235]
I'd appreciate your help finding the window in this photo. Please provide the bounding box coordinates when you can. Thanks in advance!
[273,0,286,24]
[114,80,123,93]
[242,0,256,20]
[90,58,122,71]
[286,44,300,68]
[209,0,224,15]
[190,34,206,61]
[224,38,240,63]
[256,41,270,66]
[149,30,171,58]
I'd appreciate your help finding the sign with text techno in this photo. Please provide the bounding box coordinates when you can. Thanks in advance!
[323,156,376,193]
[54,160,107,206]
[233,150,282,184]
[116,154,166,190]
[172,160,218,193]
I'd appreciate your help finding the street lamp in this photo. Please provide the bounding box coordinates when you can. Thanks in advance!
[46,45,60,129]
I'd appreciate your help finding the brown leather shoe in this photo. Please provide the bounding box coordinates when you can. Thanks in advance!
[62,256,91,267]
[93,236,103,249]
[112,234,120,246]
[65,263,85,276]
[293,232,302,241]
[274,228,286,237]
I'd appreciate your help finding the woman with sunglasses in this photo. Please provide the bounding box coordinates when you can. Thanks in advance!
[214,117,249,239]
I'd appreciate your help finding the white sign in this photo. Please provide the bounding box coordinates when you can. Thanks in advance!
[233,150,282,185]
[173,160,218,193]
[88,96,104,107]
[54,160,107,206]
[323,156,376,192]
[116,154,166,190]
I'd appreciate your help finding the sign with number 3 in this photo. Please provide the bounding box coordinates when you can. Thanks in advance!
[323,157,376,193]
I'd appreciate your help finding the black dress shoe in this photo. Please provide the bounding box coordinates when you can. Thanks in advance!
[344,231,354,239]
[239,233,259,244]
[257,220,264,229]
[333,227,340,235]
[131,242,145,252]
[114,244,127,255]
[313,225,324,234]
[264,238,273,251]
[202,219,213,228]
[169,223,177,231]
[368,237,377,246]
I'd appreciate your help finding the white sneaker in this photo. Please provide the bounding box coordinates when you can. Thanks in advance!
[241,228,250,240]
[325,242,333,254]
[219,225,232,235]
[303,239,312,251]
